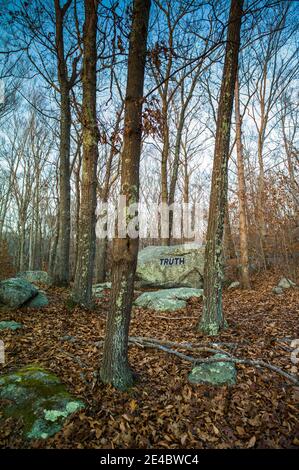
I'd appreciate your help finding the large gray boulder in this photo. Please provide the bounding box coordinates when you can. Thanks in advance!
[136,243,205,289]
[188,354,237,386]
[17,270,52,285]
[0,278,38,308]
[134,287,203,311]
[0,365,84,439]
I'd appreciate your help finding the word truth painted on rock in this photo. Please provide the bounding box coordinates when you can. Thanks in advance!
[160,257,185,266]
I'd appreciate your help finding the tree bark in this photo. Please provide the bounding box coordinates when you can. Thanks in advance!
[53,0,72,286]
[160,98,170,246]
[198,0,243,336]
[100,0,151,390]
[72,0,98,307]
[234,76,250,288]
[223,206,236,260]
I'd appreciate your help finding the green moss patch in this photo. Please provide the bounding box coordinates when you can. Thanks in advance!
[0,365,84,439]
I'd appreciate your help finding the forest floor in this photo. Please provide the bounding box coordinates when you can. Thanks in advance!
[0,270,298,449]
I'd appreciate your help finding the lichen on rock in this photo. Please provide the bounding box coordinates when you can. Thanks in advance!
[0,365,84,439]
[0,278,38,308]
[188,353,237,386]
[134,287,203,311]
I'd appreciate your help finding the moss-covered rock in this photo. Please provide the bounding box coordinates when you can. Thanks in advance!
[188,354,237,386]
[134,287,203,311]
[136,244,205,289]
[17,271,53,285]
[0,278,38,308]
[0,365,84,439]
[24,291,49,308]
[0,320,22,330]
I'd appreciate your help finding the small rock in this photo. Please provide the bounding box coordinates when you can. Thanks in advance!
[0,320,22,330]
[60,335,77,343]
[228,281,240,289]
[277,277,296,289]
[272,286,284,295]
[188,353,237,386]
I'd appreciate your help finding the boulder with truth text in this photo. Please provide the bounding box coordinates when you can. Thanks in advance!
[136,243,205,289]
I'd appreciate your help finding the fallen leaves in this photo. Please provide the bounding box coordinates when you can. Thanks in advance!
[0,270,298,449]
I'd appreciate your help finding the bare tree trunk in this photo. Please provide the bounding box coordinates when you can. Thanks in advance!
[49,216,59,278]
[256,129,267,269]
[160,101,169,246]
[96,105,123,283]
[53,87,71,285]
[223,207,236,260]
[72,0,98,307]
[198,0,243,336]
[168,118,184,243]
[235,76,250,288]
[100,0,151,390]
[96,199,108,283]
[53,1,72,286]
[18,215,26,272]
[73,150,82,278]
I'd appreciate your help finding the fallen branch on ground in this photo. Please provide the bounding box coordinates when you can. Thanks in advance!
[59,334,299,386]
[128,336,299,386]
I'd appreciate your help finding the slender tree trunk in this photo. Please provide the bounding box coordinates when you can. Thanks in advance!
[53,1,72,286]
[73,154,82,278]
[96,106,123,283]
[19,216,26,272]
[168,72,200,241]
[223,207,236,260]
[168,118,184,242]
[49,217,59,278]
[53,88,71,285]
[72,0,98,307]
[28,215,34,271]
[160,100,169,246]
[96,198,108,283]
[282,126,299,225]
[235,76,250,288]
[100,0,151,390]
[198,0,243,336]
[256,129,267,268]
